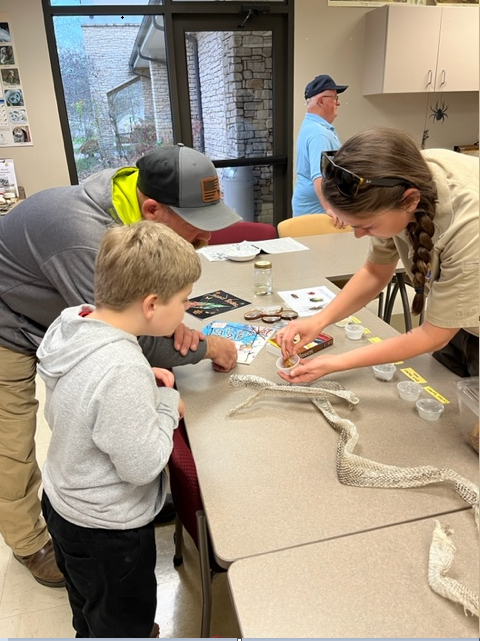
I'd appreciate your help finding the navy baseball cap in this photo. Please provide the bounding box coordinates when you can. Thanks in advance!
[136,144,242,232]
[304,74,348,100]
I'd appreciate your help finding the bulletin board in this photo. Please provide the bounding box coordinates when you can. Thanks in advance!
[0,15,32,147]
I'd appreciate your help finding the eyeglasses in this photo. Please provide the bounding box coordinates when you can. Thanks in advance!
[321,151,409,199]
[321,94,339,101]
[244,306,298,324]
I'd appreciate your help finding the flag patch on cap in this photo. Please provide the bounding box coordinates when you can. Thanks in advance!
[201,176,220,203]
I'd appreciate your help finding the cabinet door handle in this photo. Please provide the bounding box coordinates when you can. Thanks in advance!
[426,70,433,89]
[439,70,446,88]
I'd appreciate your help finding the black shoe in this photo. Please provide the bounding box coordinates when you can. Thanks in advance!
[153,493,175,525]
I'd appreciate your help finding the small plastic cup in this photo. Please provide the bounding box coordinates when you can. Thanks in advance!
[416,398,444,422]
[372,363,396,381]
[345,323,364,340]
[397,381,423,402]
[276,354,300,375]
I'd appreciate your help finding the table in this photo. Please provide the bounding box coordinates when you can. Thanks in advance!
[175,247,478,569]
[227,509,479,638]
[279,233,413,329]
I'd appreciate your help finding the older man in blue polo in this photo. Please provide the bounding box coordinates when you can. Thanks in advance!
[292,74,348,217]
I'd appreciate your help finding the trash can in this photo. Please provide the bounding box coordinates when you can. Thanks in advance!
[222,166,255,222]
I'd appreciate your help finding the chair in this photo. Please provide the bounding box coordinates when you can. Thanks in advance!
[277,213,353,291]
[209,220,277,245]
[168,419,225,638]
[277,213,352,238]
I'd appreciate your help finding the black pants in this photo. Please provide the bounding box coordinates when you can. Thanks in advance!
[42,492,157,638]
[432,329,479,378]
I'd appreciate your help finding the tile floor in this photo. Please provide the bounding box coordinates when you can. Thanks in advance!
[0,377,241,639]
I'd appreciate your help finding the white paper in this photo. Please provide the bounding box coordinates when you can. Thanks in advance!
[197,241,257,262]
[198,237,309,262]
[250,237,309,254]
[277,285,336,317]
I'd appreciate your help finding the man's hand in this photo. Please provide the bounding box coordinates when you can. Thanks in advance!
[171,323,206,356]
[204,334,237,372]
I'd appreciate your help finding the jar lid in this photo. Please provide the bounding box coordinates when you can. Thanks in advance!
[254,260,272,269]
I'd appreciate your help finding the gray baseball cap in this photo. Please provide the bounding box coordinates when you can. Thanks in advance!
[136,144,242,232]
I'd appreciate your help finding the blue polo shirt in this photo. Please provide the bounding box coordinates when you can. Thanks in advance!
[291,113,341,216]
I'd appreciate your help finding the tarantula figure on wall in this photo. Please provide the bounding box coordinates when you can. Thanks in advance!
[429,100,449,123]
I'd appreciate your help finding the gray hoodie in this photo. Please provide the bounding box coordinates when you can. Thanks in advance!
[37,305,179,529]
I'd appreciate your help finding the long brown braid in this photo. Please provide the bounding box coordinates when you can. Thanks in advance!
[321,127,438,316]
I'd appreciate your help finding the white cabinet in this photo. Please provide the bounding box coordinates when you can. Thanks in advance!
[363,5,479,95]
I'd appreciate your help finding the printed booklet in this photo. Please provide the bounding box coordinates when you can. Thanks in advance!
[202,321,276,365]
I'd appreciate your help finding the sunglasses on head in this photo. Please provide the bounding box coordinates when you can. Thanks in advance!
[321,151,409,199]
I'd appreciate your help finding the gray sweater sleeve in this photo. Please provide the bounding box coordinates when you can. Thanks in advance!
[139,333,208,368]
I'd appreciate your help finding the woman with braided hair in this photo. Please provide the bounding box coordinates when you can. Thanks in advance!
[277,127,479,383]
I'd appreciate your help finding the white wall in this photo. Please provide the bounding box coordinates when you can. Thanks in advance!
[1,0,478,196]
[0,0,69,196]
[294,0,479,154]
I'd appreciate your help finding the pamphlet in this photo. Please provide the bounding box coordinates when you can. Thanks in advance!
[186,290,251,320]
[0,157,18,196]
[202,321,276,365]
[277,285,336,317]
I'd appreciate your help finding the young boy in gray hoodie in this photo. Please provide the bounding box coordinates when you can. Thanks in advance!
[37,221,201,638]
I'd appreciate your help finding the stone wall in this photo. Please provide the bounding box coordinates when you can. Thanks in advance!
[81,24,273,222]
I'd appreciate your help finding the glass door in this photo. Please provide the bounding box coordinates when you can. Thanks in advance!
[169,13,292,225]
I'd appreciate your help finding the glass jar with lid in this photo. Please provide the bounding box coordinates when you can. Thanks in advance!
[253,260,273,296]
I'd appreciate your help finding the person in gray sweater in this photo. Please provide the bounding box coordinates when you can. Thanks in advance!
[0,144,240,588]
[38,221,201,638]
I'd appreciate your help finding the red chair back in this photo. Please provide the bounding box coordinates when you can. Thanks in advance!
[209,221,277,245]
[168,420,224,574]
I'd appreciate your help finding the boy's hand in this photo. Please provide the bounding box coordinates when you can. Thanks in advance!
[152,367,175,388]
[171,323,206,356]
[178,398,186,420]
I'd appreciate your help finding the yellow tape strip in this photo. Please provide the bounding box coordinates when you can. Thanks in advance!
[423,386,450,404]
[368,337,382,343]
[400,367,427,384]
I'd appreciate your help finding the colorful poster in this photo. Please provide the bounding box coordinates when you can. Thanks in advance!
[0,15,32,146]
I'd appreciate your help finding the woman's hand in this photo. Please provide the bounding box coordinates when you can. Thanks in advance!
[276,317,323,359]
[152,367,175,388]
[277,354,335,384]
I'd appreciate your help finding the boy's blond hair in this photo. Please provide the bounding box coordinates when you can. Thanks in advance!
[94,221,201,309]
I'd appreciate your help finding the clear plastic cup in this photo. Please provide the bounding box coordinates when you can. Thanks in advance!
[416,398,444,421]
[276,354,300,375]
[397,381,423,402]
[372,363,396,381]
[345,323,364,340]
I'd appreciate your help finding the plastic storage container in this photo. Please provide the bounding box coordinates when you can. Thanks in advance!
[345,323,364,340]
[372,363,396,381]
[455,377,479,452]
[416,398,444,422]
[397,381,423,402]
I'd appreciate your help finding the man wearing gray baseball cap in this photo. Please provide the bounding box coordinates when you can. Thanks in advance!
[0,144,240,590]
[292,74,348,217]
